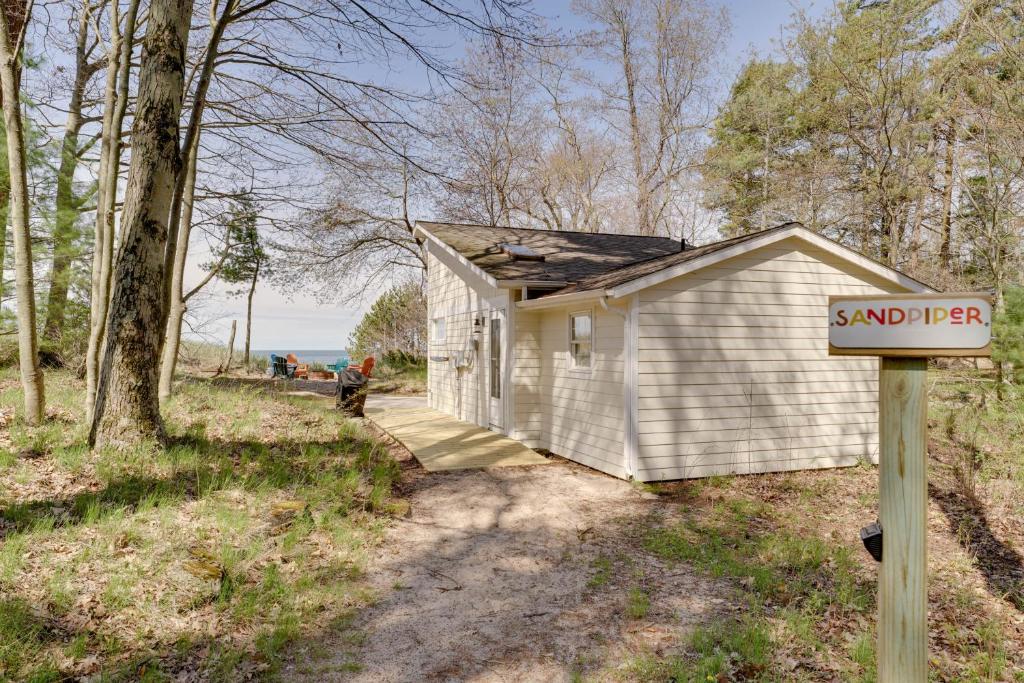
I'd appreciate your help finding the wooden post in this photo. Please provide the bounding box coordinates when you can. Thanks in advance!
[878,356,928,682]
[830,294,992,681]
[224,320,236,373]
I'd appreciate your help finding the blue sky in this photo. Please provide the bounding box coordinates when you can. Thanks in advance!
[206,0,829,352]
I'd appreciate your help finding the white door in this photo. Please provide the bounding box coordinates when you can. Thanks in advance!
[489,309,505,430]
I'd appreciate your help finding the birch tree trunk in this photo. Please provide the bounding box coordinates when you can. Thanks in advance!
[86,0,140,422]
[90,0,194,449]
[44,3,99,342]
[0,0,44,424]
[158,130,199,400]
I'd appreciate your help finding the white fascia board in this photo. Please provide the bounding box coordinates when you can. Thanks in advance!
[607,226,936,298]
[515,290,605,310]
[416,224,499,289]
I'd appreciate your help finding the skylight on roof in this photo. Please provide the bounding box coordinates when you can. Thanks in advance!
[500,243,545,261]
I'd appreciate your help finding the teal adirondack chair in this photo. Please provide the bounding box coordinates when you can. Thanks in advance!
[326,358,349,375]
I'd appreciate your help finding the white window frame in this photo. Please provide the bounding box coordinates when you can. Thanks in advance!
[432,317,446,342]
[569,309,594,371]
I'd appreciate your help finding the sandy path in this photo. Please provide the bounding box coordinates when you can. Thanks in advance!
[297,460,726,682]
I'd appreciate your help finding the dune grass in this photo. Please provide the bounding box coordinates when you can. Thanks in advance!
[0,369,401,681]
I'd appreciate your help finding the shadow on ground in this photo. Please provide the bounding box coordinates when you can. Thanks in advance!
[282,465,727,682]
[0,427,379,537]
[929,482,1024,610]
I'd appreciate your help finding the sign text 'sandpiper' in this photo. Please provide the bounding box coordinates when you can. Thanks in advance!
[828,294,993,356]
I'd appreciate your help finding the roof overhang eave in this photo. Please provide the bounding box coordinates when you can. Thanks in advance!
[500,279,569,289]
[516,289,612,310]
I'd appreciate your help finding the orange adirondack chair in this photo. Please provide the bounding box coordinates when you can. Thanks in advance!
[351,356,375,378]
[286,353,308,380]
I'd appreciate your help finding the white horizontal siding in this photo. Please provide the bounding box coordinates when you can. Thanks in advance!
[513,306,626,478]
[426,249,504,427]
[636,236,904,481]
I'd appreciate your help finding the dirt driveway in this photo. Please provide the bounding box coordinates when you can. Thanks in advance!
[297,421,729,681]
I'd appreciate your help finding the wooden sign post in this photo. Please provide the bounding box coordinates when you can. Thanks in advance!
[828,293,993,682]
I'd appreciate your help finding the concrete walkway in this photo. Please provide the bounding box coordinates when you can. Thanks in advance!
[364,396,550,472]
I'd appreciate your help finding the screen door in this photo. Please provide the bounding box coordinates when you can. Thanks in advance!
[489,309,504,430]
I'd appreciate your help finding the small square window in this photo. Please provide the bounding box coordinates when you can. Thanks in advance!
[432,317,446,342]
[570,312,592,369]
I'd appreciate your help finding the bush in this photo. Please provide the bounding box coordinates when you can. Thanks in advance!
[993,286,1024,379]
[381,349,425,371]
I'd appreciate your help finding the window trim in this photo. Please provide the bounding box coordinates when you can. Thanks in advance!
[568,309,594,372]
[431,316,446,342]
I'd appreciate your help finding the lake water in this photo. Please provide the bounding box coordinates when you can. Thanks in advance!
[251,349,350,366]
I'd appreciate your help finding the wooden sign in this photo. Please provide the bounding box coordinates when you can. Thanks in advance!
[828,293,993,357]
[827,292,994,681]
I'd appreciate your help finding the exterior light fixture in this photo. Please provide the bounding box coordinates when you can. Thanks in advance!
[860,522,883,562]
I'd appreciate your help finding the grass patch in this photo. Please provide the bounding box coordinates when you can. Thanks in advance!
[626,587,649,619]
[626,617,771,683]
[587,555,613,589]
[641,497,873,680]
[0,369,401,680]
[626,370,1024,681]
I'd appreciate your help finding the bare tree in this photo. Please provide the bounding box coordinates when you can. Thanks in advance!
[90,0,194,448]
[0,0,44,423]
[85,0,141,423]
[159,0,248,400]
[42,1,104,343]
[576,0,724,236]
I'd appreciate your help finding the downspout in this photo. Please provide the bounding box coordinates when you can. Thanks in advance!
[601,296,639,480]
[599,295,626,319]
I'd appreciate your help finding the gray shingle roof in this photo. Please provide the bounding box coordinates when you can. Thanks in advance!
[418,220,934,297]
[416,221,683,284]
[551,223,802,294]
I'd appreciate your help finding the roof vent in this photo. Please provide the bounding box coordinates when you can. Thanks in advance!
[500,243,545,261]
[680,237,688,252]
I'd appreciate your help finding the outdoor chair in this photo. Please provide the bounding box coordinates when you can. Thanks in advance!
[286,353,308,380]
[326,358,349,375]
[350,356,375,378]
[270,354,292,379]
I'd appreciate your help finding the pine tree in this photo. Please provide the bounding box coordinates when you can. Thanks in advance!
[207,195,268,369]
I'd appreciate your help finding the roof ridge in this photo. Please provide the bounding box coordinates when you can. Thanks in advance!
[415,220,683,241]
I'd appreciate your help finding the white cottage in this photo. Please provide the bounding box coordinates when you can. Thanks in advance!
[416,220,932,481]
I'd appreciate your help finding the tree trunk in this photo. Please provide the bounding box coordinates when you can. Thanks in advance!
[244,260,258,367]
[0,0,44,424]
[939,128,955,269]
[224,319,236,372]
[615,10,651,236]
[0,189,9,303]
[158,130,200,401]
[90,0,194,449]
[161,0,234,337]
[43,4,96,342]
[86,0,141,422]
